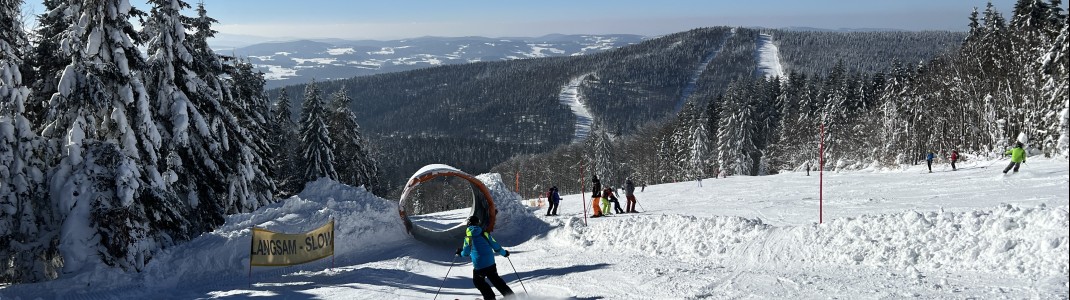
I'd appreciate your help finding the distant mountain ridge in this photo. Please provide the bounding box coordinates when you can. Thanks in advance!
[229,34,647,88]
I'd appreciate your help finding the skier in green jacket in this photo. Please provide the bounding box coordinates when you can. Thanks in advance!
[1002,142,1027,174]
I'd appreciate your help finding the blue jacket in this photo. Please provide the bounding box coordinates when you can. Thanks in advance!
[926,153,935,161]
[460,226,506,270]
[551,190,561,202]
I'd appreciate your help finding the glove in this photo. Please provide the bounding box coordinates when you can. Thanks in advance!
[455,248,462,256]
[500,249,509,257]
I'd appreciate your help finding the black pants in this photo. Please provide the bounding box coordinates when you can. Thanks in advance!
[473,264,513,299]
[1003,161,1021,173]
[611,199,624,214]
[546,201,559,215]
[926,160,932,172]
[951,159,957,170]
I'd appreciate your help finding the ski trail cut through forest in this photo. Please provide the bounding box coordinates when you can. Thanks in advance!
[674,28,735,113]
[756,33,785,78]
[559,73,595,143]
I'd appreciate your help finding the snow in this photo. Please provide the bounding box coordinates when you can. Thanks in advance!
[327,48,355,55]
[557,74,594,143]
[2,159,1067,299]
[291,57,338,65]
[523,44,566,58]
[576,36,623,55]
[394,54,443,66]
[369,47,401,55]
[260,65,298,80]
[756,33,785,79]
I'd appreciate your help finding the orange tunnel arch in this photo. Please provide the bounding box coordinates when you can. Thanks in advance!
[398,164,497,246]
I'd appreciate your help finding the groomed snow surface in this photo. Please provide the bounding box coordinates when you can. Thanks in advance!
[756,33,785,79]
[1,159,1067,299]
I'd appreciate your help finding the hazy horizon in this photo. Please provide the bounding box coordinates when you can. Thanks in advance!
[21,0,1065,47]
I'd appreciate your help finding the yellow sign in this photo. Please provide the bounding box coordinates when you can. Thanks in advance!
[250,220,334,266]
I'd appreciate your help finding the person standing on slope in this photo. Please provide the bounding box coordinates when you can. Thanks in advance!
[1002,142,1027,174]
[950,150,959,171]
[926,151,935,173]
[591,175,603,217]
[455,216,514,299]
[624,178,638,213]
[546,186,561,216]
[605,186,623,214]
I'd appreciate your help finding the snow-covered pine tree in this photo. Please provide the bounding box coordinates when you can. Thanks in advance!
[1,0,53,282]
[1045,23,1069,157]
[767,72,808,170]
[875,61,912,165]
[689,114,710,182]
[221,59,274,212]
[665,101,700,180]
[716,80,757,176]
[820,60,852,166]
[269,88,301,197]
[703,96,724,174]
[1007,0,1055,153]
[43,0,168,273]
[585,122,614,185]
[300,79,337,182]
[328,85,382,193]
[25,0,70,129]
[141,0,209,238]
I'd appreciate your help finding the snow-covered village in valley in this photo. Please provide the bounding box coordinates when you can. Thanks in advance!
[1,0,1067,299]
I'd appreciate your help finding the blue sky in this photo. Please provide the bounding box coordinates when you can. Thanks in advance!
[21,0,1052,42]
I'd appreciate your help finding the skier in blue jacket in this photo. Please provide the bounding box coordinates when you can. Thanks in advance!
[926,151,935,173]
[455,216,513,299]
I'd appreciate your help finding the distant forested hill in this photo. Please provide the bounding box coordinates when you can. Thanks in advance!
[266,27,967,192]
[771,30,966,75]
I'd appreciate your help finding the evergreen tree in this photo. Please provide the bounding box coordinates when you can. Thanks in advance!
[327,85,382,193]
[689,115,710,181]
[589,122,616,184]
[25,0,69,128]
[717,79,758,176]
[1042,22,1069,156]
[667,101,701,179]
[1,0,52,282]
[142,0,210,237]
[43,0,167,273]
[221,60,274,212]
[299,79,337,182]
[269,88,301,196]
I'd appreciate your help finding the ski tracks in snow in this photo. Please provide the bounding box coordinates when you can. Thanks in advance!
[756,33,785,79]
[558,73,595,143]
[674,28,734,113]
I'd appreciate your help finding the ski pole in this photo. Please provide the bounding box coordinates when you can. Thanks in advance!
[434,254,459,300]
[634,197,647,212]
[505,255,529,295]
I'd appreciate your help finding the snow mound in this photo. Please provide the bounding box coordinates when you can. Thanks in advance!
[558,204,1068,278]
[1,174,542,299]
